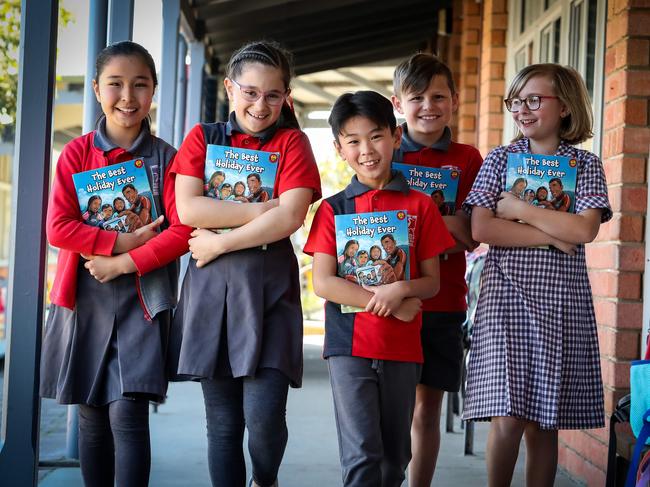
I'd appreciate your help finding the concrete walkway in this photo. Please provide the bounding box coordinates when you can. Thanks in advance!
[34,339,582,486]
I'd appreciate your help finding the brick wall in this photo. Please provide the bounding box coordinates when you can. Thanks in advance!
[557,1,650,485]
[455,0,482,147]
[477,0,507,156]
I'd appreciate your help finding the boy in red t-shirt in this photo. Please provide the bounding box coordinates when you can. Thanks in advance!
[391,53,483,487]
[304,91,454,487]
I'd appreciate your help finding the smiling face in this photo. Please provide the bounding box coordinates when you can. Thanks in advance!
[549,179,563,197]
[536,187,548,201]
[370,247,382,260]
[114,198,125,212]
[221,185,232,198]
[247,175,261,193]
[381,236,396,254]
[234,182,245,196]
[92,55,154,146]
[392,75,458,147]
[102,206,113,219]
[335,116,401,189]
[346,243,359,258]
[123,186,138,204]
[510,75,567,152]
[358,253,369,266]
[89,197,101,212]
[224,62,286,135]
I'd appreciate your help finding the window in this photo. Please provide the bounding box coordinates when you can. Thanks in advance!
[506,0,606,152]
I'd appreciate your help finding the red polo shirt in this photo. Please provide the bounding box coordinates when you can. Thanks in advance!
[171,119,322,203]
[394,126,483,312]
[304,172,455,363]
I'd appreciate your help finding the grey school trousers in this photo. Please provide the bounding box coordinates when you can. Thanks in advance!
[327,356,421,487]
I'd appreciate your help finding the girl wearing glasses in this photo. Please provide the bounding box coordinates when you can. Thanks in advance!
[170,40,321,487]
[462,64,611,487]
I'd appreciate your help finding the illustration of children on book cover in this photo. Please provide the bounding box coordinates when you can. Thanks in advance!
[505,153,577,213]
[73,158,158,233]
[393,162,459,216]
[204,145,279,203]
[335,210,410,313]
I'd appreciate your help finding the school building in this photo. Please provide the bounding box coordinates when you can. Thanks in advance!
[0,0,648,485]
[436,1,649,484]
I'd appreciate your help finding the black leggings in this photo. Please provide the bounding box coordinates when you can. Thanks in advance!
[78,399,150,487]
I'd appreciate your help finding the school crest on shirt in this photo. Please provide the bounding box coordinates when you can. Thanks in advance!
[407,215,417,247]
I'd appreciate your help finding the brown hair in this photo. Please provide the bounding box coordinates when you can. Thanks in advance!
[226,40,299,129]
[506,64,593,144]
[393,53,456,96]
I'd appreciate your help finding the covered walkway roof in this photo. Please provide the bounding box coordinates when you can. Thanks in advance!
[1,1,453,485]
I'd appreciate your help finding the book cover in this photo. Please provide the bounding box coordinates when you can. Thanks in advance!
[72,158,158,233]
[505,153,577,213]
[393,162,460,215]
[334,210,410,313]
[204,144,280,203]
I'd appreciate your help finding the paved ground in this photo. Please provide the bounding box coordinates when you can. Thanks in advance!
[0,338,583,486]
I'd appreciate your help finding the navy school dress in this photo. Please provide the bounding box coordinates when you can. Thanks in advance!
[40,120,179,405]
[168,118,321,388]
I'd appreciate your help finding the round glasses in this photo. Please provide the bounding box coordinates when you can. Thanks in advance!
[504,95,559,112]
[228,78,288,106]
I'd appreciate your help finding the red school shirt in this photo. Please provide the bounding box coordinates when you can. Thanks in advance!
[171,116,322,203]
[47,119,192,310]
[394,125,483,312]
[304,172,455,363]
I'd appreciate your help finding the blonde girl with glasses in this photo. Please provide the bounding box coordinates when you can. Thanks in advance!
[169,40,321,487]
[461,64,611,487]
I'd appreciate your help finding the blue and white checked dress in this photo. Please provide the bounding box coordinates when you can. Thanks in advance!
[461,138,611,430]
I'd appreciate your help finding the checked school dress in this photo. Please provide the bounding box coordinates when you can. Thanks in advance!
[461,138,611,430]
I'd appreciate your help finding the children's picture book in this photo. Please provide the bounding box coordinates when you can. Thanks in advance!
[204,144,280,203]
[393,162,460,215]
[505,153,577,213]
[73,158,158,233]
[334,210,410,313]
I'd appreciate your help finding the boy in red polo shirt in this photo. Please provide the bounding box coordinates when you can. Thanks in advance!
[391,53,483,487]
[304,91,454,487]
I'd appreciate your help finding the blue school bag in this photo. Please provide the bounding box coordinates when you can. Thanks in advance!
[625,337,650,487]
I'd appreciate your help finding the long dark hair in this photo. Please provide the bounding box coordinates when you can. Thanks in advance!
[95,41,157,86]
[226,40,300,130]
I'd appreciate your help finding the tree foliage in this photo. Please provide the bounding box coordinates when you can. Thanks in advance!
[0,0,72,133]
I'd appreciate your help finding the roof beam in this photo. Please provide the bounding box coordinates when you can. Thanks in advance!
[336,69,394,98]
[292,79,339,104]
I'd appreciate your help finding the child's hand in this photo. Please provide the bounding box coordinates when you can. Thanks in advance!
[364,282,404,317]
[189,228,224,268]
[133,215,164,245]
[444,215,479,251]
[551,238,577,256]
[496,191,528,221]
[83,253,136,283]
[392,297,422,322]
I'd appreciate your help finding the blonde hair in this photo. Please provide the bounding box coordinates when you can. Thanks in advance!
[507,64,593,144]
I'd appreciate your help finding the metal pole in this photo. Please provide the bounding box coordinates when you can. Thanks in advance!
[67,0,109,460]
[0,1,58,485]
[82,0,108,135]
[186,41,205,127]
[107,0,134,43]
[156,0,180,142]
[173,37,188,147]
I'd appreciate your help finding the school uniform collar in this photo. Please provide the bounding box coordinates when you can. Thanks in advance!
[399,123,452,153]
[226,111,279,144]
[93,116,154,156]
[511,137,574,157]
[344,170,411,198]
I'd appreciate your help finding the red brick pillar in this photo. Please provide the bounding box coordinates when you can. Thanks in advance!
[477,0,507,156]
[558,2,650,485]
[456,0,482,147]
